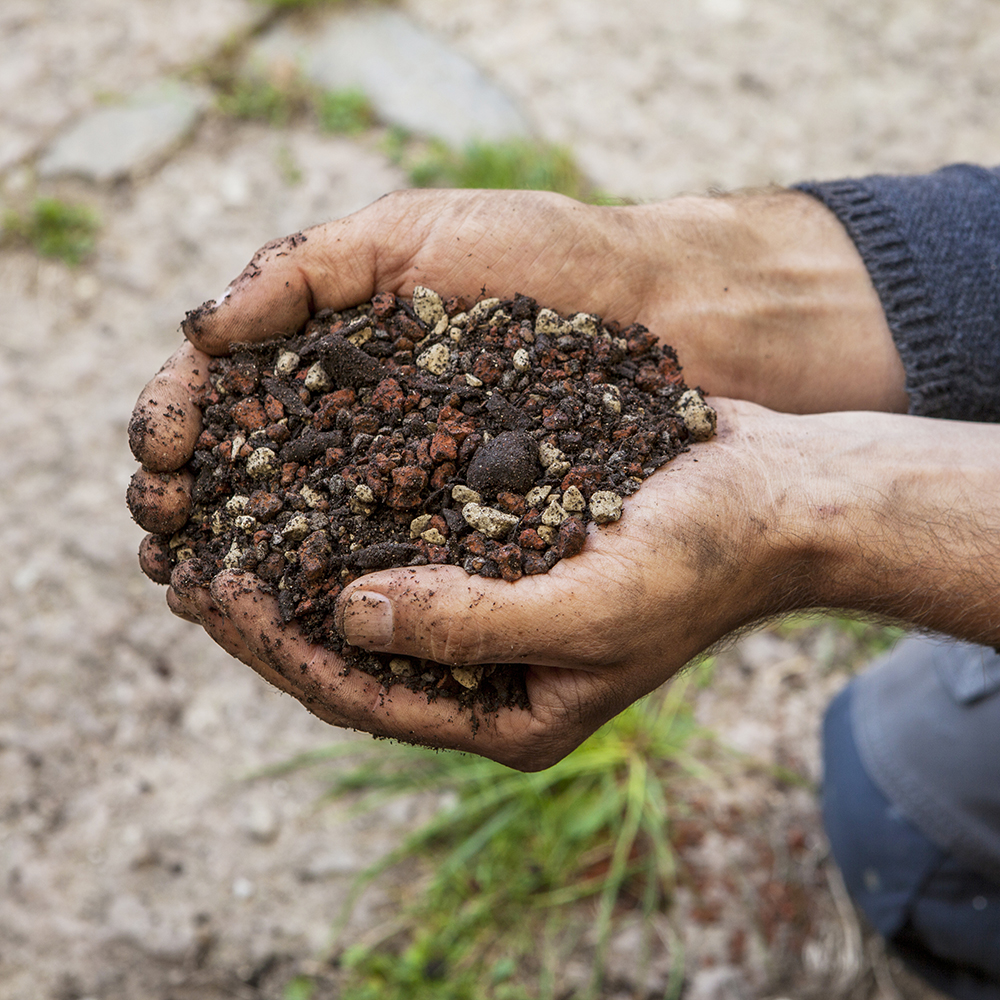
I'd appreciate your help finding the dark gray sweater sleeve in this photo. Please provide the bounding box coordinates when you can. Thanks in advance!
[795,165,1000,422]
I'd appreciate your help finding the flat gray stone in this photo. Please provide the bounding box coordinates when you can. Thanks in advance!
[39,82,210,182]
[252,9,530,148]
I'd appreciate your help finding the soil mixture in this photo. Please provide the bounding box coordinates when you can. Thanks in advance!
[138,288,716,711]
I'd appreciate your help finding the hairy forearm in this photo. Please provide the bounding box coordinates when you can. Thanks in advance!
[784,412,1000,644]
[626,191,909,414]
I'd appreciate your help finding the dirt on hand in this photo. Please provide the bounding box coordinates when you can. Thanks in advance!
[131,288,716,711]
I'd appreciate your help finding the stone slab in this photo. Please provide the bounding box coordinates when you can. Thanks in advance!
[38,82,210,182]
[252,8,530,149]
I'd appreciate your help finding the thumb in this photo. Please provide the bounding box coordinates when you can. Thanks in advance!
[182,219,379,355]
[334,562,630,671]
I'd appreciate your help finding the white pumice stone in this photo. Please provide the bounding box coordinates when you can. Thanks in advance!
[526,485,552,507]
[304,362,331,392]
[589,491,624,524]
[282,514,311,542]
[417,342,451,375]
[676,389,717,442]
[562,486,586,512]
[451,485,482,504]
[247,447,278,480]
[461,502,519,539]
[275,350,300,375]
[412,285,446,326]
[409,513,433,539]
[451,665,484,689]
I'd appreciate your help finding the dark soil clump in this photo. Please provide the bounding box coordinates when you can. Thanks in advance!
[148,289,716,712]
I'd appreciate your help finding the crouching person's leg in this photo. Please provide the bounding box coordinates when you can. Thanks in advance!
[821,636,1000,999]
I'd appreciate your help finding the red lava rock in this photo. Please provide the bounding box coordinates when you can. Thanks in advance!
[496,491,526,516]
[250,491,283,521]
[635,364,667,393]
[196,430,219,450]
[561,465,604,495]
[267,421,290,444]
[372,292,396,318]
[495,543,523,582]
[518,528,547,550]
[464,533,488,557]
[429,462,456,490]
[523,553,549,575]
[429,430,458,463]
[552,517,586,559]
[387,466,428,509]
[300,531,332,582]
[264,393,285,422]
[371,377,404,412]
[280,463,299,486]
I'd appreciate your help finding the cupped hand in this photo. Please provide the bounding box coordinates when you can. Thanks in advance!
[129,186,904,550]
[165,399,811,770]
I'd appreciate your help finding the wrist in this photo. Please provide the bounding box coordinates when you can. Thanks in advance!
[779,411,1000,644]
[626,191,908,414]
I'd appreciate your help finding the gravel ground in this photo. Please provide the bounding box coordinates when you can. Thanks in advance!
[2,1,997,997]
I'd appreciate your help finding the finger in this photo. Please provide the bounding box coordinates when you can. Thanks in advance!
[139,533,174,584]
[210,570,542,758]
[181,216,383,355]
[332,558,633,671]
[127,468,193,535]
[180,188,610,356]
[129,342,211,472]
[166,559,216,620]
[165,584,203,624]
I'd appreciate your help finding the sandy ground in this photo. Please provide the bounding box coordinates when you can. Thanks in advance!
[2,1,998,997]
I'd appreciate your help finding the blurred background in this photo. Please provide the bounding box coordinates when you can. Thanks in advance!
[2,1,998,997]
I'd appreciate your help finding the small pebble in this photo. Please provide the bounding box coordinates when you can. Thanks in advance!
[461,502,520,540]
[512,348,530,372]
[412,285,446,326]
[451,485,482,504]
[417,342,451,376]
[247,447,278,480]
[304,362,331,392]
[275,350,300,375]
[676,389,717,442]
[589,490,624,524]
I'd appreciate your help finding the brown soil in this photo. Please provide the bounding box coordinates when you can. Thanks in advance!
[137,289,715,710]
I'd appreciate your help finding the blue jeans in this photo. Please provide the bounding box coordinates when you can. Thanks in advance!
[822,681,1000,998]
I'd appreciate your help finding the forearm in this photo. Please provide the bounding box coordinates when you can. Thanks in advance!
[626,190,909,414]
[785,412,1000,644]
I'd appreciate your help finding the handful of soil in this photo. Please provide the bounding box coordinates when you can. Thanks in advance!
[139,288,716,711]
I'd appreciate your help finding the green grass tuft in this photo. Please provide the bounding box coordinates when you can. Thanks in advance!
[317,88,375,135]
[216,76,302,125]
[266,679,708,999]
[2,198,100,266]
[408,139,589,200]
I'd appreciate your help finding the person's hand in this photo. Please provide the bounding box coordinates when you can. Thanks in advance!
[163,398,812,768]
[164,398,1000,769]
[128,185,908,560]
[167,187,908,412]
